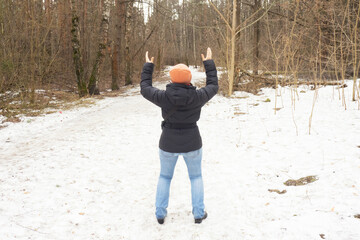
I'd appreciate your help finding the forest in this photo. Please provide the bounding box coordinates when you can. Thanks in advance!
[1,0,359,100]
[1,1,360,238]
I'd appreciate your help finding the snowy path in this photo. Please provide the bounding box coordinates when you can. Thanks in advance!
[1,69,360,240]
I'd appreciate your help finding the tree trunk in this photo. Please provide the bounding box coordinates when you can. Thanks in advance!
[70,0,87,97]
[29,0,36,103]
[352,0,360,101]
[88,0,110,95]
[228,0,237,96]
[111,47,120,90]
[45,0,52,57]
[235,0,242,65]
[111,0,121,90]
[124,0,133,85]
[81,0,89,82]
[192,14,197,68]
[253,0,260,75]
[183,0,189,65]
[156,48,161,71]
[119,0,126,84]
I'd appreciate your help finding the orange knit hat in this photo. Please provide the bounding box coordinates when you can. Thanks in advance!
[169,64,192,84]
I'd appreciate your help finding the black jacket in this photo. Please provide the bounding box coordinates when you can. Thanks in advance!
[140,60,218,153]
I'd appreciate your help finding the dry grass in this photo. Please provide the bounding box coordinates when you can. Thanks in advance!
[0,90,94,124]
[218,69,345,96]
[234,111,247,115]
[268,189,287,194]
[219,71,283,95]
[284,175,318,186]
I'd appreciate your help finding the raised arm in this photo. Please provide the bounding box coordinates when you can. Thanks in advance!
[140,51,166,108]
[197,48,219,105]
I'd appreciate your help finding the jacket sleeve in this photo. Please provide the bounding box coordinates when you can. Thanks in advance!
[140,62,167,108]
[196,60,219,106]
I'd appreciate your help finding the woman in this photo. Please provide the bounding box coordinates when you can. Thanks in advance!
[140,48,218,224]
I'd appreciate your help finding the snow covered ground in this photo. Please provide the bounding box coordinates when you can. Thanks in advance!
[0,68,360,240]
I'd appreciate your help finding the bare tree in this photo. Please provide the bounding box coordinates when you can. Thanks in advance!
[1,0,360,106]
[88,0,111,95]
[70,0,87,97]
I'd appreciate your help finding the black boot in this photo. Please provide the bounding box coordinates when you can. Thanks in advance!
[194,211,207,224]
[157,218,165,224]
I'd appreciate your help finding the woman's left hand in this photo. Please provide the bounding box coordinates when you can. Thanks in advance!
[145,51,154,63]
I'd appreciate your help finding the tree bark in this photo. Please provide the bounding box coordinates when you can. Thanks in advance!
[111,47,120,90]
[119,0,126,84]
[45,0,53,57]
[124,0,133,85]
[81,0,89,82]
[253,0,260,75]
[111,0,121,90]
[70,0,87,97]
[352,0,360,101]
[88,0,110,95]
[228,0,237,96]
[235,0,242,64]
[192,14,197,68]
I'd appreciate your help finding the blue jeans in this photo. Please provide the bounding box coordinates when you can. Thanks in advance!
[155,148,205,219]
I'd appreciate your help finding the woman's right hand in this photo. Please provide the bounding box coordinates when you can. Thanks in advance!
[145,51,154,63]
[201,48,212,61]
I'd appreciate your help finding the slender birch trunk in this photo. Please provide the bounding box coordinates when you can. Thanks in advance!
[88,0,110,95]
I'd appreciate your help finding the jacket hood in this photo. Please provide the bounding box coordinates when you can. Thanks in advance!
[166,83,196,106]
